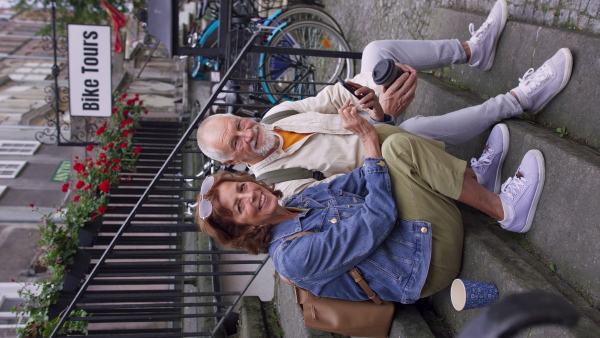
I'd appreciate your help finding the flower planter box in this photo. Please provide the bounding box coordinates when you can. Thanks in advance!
[77,215,104,247]
[61,249,91,294]
[47,293,75,320]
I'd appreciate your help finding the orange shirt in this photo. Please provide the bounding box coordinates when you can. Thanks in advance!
[275,129,312,150]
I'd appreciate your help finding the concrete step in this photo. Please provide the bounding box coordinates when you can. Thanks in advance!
[238,296,283,338]
[426,6,600,150]
[405,72,600,309]
[429,210,600,337]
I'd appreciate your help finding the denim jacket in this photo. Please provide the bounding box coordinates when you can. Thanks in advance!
[268,158,432,304]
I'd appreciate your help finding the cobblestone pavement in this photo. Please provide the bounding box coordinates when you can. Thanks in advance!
[321,0,599,71]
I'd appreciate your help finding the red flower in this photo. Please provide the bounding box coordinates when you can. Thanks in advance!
[100,153,107,160]
[29,203,34,208]
[108,142,114,148]
[99,180,111,193]
[112,107,118,114]
[135,93,139,98]
[86,145,94,151]
[126,99,136,105]
[101,146,108,151]
[123,130,133,137]
[120,142,128,149]
[112,166,122,172]
[114,158,121,164]
[139,100,144,105]
[133,146,142,155]
[84,185,92,190]
[73,162,85,172]
[74,195,80,203]
[144,109,148,114]
[96,125,106,136]
[90,212,98,218]
[61,183,69,192]
[122,110,129,118]
[121,93,127,99]
[75,180,85,189]
[98,206,107,214]
[120,118,133,128]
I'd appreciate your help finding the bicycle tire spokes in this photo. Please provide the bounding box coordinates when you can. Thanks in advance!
[260,20,353,102]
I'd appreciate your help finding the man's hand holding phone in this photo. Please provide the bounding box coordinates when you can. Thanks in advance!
[336,77,385,122]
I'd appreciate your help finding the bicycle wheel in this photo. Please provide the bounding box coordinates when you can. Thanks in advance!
[272,5,344,36]
[259,20,354,103]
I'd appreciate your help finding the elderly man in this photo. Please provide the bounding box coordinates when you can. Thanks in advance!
[197,0,572,229]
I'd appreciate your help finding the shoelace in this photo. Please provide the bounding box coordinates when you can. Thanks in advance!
[518,64,554,94]
[500,175,528,200]
[468,18,494,44]
[470,148,494,170]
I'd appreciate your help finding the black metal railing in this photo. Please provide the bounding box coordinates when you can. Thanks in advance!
[50,33,361,337]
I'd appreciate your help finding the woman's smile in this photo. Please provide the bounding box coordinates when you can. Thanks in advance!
[259,193,266,210]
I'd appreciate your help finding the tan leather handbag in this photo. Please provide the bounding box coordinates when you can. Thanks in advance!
[280,232,395,338]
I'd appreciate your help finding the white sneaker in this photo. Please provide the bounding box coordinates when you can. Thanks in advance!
[512,48,573,114]
[499,150,545,233]
[471,124,509,194]
[467,0,508,71]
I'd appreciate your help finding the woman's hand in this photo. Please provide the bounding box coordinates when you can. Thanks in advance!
[346,80,386,122]
[379,62,418,121]
[339,99,382,158]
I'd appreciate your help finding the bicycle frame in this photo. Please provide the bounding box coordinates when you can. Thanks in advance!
[190,9,288,79]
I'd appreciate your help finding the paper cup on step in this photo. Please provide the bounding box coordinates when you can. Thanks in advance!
[451,279,499,311]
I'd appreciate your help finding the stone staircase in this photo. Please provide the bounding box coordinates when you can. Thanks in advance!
[238,6,600,338]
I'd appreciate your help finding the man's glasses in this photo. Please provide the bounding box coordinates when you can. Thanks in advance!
[198,176,215,219]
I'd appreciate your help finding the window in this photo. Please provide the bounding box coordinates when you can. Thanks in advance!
[0,161,26,178]
[0,283,30,329]
[0,141,40,156]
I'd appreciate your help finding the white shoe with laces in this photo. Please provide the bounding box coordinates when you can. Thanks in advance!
[512,48,573,114]
[498,150,545,233]
[467,0,508,71]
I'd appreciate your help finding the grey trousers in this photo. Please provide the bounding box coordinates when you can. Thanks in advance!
[361,39,523,147]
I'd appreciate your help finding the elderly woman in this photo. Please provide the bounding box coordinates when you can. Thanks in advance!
[197,100,545,302]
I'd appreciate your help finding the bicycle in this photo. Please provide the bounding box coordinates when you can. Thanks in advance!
[188,0,353,103]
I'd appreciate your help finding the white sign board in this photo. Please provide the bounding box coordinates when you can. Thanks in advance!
[68,24,112,117]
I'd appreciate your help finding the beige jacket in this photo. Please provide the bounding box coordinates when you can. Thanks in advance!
[248,72,386,202]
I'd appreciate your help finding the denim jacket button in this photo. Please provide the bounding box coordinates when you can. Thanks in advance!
[421,227,428,233]
[329,218,338,224]
[377,160,386,167]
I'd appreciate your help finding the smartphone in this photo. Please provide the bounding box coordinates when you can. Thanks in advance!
[337,76,372,110]
[337,76,364,99]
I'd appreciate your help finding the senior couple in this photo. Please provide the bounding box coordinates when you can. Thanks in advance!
[194,0,572,303]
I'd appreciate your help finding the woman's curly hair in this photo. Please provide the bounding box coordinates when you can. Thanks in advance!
[196,171,283,255]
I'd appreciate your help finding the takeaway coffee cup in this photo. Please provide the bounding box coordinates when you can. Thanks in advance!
[451,279,499,311]
[372,58,404,89]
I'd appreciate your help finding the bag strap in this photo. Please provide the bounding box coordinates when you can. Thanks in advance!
[280,232,383,305]
[257,167,325,184]
[257,109,325,184]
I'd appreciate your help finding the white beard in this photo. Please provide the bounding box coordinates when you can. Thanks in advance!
[251,124,276,156]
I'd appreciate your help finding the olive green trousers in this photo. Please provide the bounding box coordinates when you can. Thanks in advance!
[375,124,466,298]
